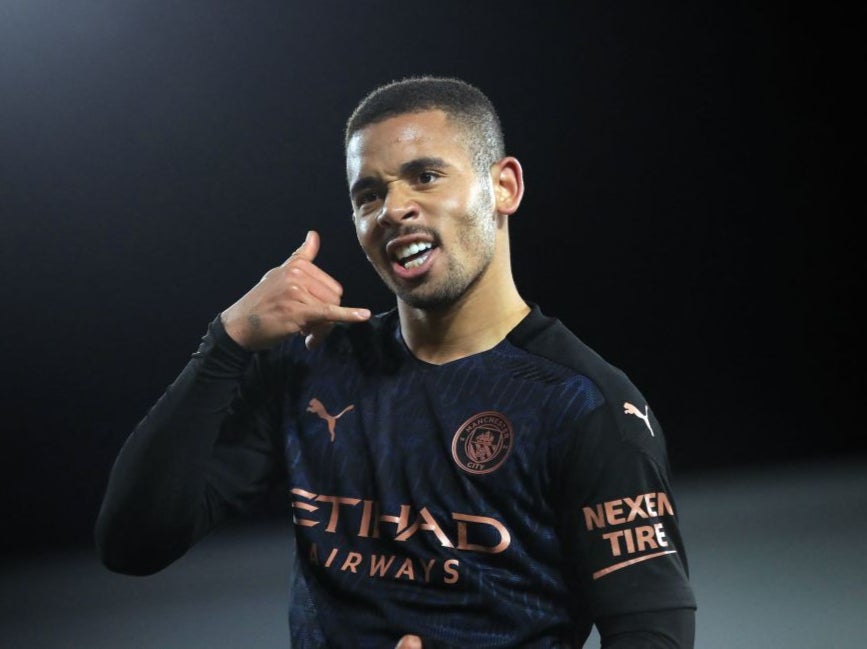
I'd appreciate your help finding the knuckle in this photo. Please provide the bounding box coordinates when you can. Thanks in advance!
[286,284,303,298]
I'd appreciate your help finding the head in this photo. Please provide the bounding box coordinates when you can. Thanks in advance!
[344,76,523,311]
[345,76,506,176]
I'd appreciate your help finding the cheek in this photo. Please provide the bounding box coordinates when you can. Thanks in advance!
[354,216,368,241]
[434,191,474,224]
[462,180,493,217]
[441,196,465,216]
[354,219,377,256]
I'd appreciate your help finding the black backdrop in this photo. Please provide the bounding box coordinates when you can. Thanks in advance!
[1,1,859,555]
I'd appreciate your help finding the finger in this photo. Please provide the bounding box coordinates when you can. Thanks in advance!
[282,230,320,266]
[312,301,371,324]
[280,230,345,299]
[289,299,371,331]
[303,304,371,349]
[282,258,345,303]
[394,636,423,649]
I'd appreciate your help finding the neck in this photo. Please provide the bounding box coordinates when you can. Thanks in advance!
[397,261,529,365]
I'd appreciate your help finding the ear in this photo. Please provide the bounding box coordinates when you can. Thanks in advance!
[491,156,524,216]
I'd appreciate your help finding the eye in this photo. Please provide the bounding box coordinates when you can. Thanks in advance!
[418,171,439,184]
[355,191,380,208]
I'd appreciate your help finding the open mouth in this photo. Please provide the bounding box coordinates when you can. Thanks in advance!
[393,241,434,269]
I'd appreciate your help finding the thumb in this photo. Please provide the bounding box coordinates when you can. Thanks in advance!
[394,636,423,649]
[283,230,320,265]
[395,636,449,649]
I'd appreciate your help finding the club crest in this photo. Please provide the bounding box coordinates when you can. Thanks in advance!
[451,411,513,475]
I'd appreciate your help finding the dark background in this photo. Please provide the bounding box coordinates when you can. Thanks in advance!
[1,1,859,557]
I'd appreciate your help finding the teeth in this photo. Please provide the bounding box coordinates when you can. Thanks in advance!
[395,242,432,262]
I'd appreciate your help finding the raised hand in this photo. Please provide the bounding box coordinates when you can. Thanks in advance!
[220,230,371,350]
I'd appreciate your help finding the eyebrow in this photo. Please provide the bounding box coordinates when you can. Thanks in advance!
[350,156,449,198]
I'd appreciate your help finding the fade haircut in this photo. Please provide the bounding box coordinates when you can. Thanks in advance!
[344,76,506,173]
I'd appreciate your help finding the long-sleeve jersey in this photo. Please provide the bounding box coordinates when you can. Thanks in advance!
[96,304,696,648]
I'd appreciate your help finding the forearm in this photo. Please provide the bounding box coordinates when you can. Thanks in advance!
[597,608,695,649]
[95,317,253,575]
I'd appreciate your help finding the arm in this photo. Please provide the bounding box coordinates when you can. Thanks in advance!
[558,403,697,647]
[94,317,277,575]
[95,231,371,575]
[597,608,695,648]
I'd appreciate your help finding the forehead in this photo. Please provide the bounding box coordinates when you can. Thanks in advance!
[345,110,469,181]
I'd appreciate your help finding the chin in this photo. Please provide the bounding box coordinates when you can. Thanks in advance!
[401,296,453,311]
[398,284,467,311]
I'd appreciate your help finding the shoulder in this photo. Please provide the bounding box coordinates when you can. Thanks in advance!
[508,303,632,394]
[509,304,667,462]
[508,305,635,397]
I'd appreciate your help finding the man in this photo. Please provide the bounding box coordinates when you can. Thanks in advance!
[96,76,696,648]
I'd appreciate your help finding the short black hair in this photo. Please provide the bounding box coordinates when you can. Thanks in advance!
[344,76,505,172]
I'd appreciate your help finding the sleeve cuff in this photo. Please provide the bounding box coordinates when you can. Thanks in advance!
[193,314,255,374]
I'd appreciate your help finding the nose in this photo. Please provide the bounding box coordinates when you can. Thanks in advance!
[376,182,418,227]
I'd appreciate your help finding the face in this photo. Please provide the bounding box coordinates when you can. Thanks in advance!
[346,110,498,310]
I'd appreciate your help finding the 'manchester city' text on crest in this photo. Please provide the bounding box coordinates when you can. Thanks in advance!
[451,411,514,475]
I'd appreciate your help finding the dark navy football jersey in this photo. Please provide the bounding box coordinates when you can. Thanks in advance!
[249,304,697,648]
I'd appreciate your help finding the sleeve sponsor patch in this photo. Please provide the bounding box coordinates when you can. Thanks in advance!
[582,491,678,580]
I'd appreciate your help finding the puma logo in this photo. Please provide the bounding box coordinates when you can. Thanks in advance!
[623,402,654,436]
[307,398,355,442]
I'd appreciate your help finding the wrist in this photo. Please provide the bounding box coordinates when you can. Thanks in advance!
[219,310,257,350]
